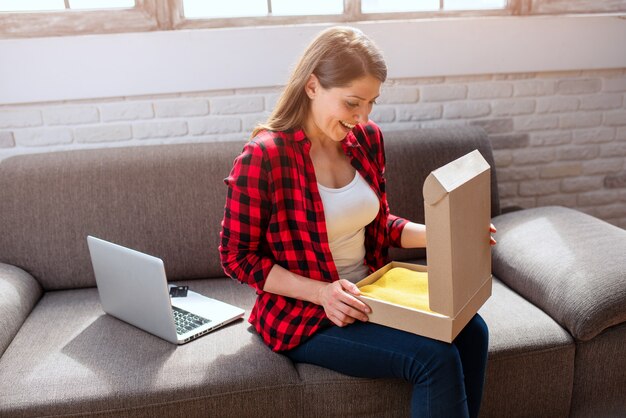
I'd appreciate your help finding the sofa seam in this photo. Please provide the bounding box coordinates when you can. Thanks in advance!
[488,342,575,362]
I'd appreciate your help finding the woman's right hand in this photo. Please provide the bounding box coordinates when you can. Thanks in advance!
[317,279,371,327]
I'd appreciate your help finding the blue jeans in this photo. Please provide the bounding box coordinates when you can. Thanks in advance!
[284,314,489,418]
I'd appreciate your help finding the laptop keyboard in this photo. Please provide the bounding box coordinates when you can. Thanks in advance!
[172,306,211,335]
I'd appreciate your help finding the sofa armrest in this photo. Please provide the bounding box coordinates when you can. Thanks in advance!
[0,263,42,356]
[492,206,626,341]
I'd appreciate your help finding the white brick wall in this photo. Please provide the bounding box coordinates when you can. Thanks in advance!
[1,69,625,228]
[0,109,42,128]
[100,102,154,122]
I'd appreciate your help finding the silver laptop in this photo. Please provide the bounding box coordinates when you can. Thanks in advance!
[87,235,245,344]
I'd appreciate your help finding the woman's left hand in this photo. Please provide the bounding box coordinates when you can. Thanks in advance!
[490,223,497,246]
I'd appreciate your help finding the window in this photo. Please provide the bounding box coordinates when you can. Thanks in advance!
[183,0,344,19]
[169,0,513,31]
[361,0,507,14]
[1,0,625,39]
[176,0,509,27]
[0,0,136,12]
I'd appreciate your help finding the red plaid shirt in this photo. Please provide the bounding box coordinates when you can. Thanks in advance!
[219,121,408,352]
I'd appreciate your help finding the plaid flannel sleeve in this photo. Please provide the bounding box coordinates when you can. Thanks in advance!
[387,214,409,247]
[220,141,275,292]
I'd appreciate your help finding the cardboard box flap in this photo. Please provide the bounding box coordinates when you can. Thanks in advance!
[423,150,491,206]
[423,150,492,318]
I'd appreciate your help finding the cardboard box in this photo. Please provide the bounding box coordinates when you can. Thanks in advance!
[356,150,492,343]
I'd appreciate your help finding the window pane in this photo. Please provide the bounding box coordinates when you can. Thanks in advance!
[271,0,342,16]
[0,0,65,12]
[362,0,439,13]
[69,0,135,9]
[445,0,507,10]
[183,0,267,18]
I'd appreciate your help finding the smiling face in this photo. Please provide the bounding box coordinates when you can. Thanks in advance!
[303,74,382,144]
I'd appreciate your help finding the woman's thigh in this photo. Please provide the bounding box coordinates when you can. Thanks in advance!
[283,321,463,383]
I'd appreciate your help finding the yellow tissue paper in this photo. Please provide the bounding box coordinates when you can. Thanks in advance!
[359,267,431,312]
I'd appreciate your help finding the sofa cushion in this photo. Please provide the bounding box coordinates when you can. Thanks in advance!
[492,206,626,341]
[569,322,626,418]
[478,278,574,418]
[0,142,245,291]
[0,126,497,291]
[293,278,575,418]
[0,263,42,357]
[0,278,302,418]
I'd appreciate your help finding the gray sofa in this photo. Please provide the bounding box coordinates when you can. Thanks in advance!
[1,127,624,418]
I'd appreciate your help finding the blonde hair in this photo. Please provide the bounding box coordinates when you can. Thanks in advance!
[252,26,387,138]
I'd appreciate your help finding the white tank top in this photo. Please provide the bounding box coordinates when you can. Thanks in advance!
[317,171,380,283]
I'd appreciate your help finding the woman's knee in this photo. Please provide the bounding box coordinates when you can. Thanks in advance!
[405,316,488,385]
[405,338,463,385]
[461,314,489,348]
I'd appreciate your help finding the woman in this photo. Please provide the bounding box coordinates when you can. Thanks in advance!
[220,26,495,418]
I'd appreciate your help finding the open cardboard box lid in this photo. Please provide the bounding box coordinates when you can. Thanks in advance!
[356,150,492,341]
[422,149,492,318]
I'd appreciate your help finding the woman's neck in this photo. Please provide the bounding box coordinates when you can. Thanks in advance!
[302,123,342,152]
